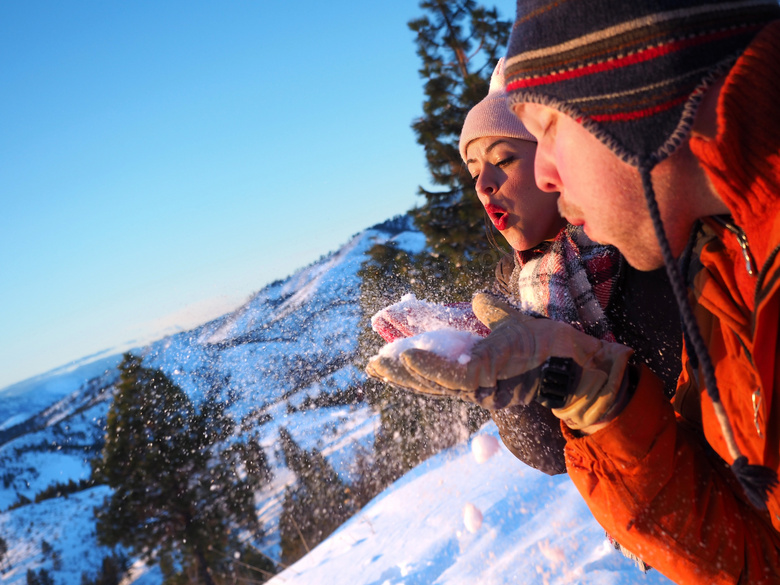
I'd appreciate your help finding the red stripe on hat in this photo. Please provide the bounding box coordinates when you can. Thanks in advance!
[506,25,762,91]
[589,93,688,122]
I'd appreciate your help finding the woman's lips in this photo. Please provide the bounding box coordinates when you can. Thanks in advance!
[484,204,509,231]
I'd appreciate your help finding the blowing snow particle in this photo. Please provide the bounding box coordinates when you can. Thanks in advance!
[463,502,483,533]
[471,434,500,464]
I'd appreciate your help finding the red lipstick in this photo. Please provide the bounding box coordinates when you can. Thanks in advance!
[484,204,509,231]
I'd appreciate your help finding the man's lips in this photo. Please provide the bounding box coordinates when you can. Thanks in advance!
[558,199,584,227]
[484,204,509,231]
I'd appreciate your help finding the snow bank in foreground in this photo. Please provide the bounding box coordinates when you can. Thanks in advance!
[268,422,673,585]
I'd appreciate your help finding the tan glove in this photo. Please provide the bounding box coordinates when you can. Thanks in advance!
[366,349,542,408]
[367,292,634,430]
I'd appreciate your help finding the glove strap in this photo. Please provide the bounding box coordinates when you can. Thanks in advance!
[598,362,639,423]
[536,357,578,409]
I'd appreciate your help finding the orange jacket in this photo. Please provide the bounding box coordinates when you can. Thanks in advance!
[563,21,780,585]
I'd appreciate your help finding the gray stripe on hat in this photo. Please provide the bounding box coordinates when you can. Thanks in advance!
[505,0,778,65]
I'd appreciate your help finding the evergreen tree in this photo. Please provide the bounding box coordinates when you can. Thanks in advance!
[0,535,8,572]
[351,1,509,503]
[26,569,54,585]
[79,553,129,585]
[409,0,513,292]
[95,354,273,585]
[277,428,354,566]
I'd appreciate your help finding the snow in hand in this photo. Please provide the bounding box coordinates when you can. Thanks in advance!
[370,293,489,343]
[377,328,481,365]
[372,294,486,364]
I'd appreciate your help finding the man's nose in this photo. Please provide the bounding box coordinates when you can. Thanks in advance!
[534,144,562,193]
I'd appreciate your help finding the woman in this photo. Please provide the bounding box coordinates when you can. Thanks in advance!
[368,62,682,570]
[457,59,682,477]
[369,59,681,479]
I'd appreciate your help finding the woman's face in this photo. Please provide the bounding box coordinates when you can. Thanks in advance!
[465,136,565,252]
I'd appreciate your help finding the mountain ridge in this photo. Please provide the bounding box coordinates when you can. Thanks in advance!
[0,215,418,584]
[0,212,672,585]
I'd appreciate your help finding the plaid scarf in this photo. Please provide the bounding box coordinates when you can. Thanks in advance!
[509,225,622,342]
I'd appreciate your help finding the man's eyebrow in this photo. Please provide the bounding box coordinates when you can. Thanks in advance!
[466,139,509,165]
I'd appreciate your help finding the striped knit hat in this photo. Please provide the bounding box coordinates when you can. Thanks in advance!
[504,0,780,510]
[459,58,536,162]
[504,0,780,167]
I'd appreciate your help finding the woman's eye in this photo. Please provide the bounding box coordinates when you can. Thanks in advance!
[496,156,515,168]
[470,174,479,185]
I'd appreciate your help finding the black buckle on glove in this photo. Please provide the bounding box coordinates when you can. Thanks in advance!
[536,357,577,409]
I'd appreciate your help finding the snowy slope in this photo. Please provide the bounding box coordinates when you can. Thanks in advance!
[0,354,122,432]
[0,215,673,585]
[268,422,673,585]
[1,488,115,584]
[0,217,416,585]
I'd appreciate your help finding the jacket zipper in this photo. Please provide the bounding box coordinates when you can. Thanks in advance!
[714,216,756,276]
[752,389,764,438]
[727,219,763,436]
[712,217,766,438]
[735,228,755,276]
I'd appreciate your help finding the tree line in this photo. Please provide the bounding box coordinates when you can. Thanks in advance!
[5,2,512,583]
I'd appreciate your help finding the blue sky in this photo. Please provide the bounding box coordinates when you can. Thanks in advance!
[0,0,514,390]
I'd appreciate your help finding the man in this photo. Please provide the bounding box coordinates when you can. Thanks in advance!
[368,1,780,582]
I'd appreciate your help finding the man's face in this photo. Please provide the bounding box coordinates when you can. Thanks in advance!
[514,102,697,271]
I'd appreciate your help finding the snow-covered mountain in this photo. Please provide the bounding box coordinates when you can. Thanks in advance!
[0,216,672,585]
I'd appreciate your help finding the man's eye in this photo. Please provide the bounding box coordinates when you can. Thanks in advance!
[541,115,556,138]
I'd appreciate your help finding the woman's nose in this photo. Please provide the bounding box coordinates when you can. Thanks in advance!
[475,167,498,199]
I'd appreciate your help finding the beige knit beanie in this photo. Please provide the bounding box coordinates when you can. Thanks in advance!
[459,57,536,163]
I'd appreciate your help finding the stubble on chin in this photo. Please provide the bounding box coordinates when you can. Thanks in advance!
[557,199,583,224]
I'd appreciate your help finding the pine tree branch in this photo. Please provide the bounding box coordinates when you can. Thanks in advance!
[466,37,485,63]
[290,516,311,554]
[223,557,278,579]
[439,3,470,79]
